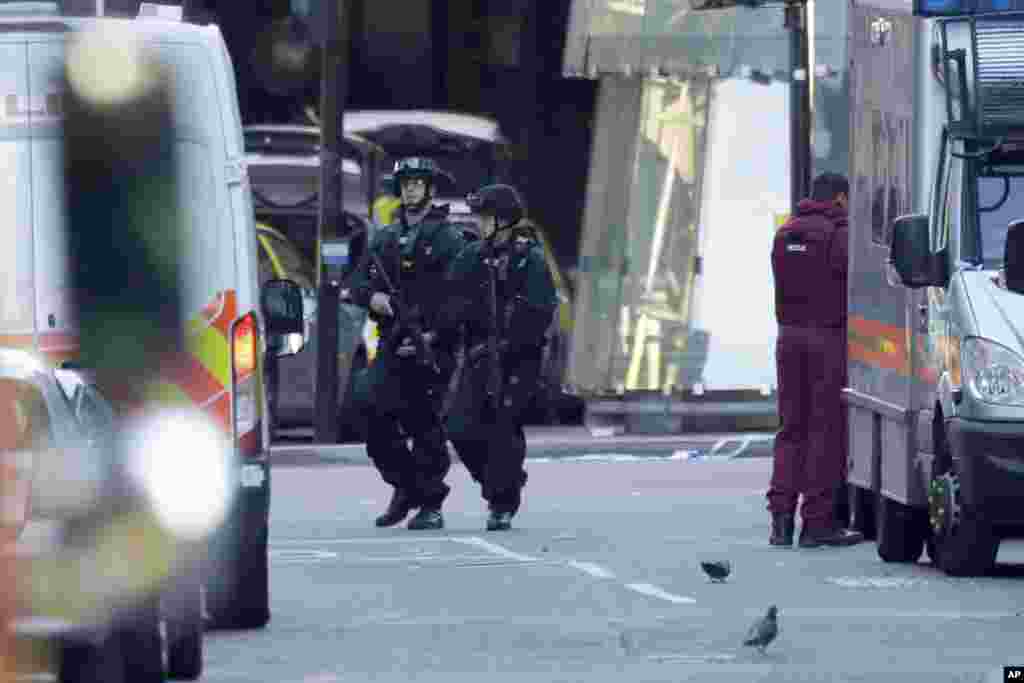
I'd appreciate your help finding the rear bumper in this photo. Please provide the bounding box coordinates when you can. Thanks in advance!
[948,417,1024,527]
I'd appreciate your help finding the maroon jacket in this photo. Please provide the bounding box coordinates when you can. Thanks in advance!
[771,199,848,329]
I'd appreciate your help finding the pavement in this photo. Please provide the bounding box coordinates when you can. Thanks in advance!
[200,457,1024,682]
[270,425,776,466]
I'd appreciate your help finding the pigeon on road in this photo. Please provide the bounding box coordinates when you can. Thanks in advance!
[700,560,731,582]
[743,605,778,654]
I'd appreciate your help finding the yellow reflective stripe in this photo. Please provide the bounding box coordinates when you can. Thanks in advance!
[144,380,191,406]
[189,323,231,391]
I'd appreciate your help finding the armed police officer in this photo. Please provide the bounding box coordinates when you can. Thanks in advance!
[435,185,558,531]
[349,157,466,531]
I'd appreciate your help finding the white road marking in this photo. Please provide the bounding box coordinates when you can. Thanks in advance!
[335,554,504,564]
[647,653,738,663]
[826,576,923,589]
[452,536,540,563]
[271,536,452,545]
[625,583,697,604]
[269,549,339,563]
[567,560,616,579]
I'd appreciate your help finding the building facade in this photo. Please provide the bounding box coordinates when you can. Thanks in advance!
[562,0,855,430]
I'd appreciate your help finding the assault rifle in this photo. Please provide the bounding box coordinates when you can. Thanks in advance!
[367,246,439,374]
[485,252,503,413]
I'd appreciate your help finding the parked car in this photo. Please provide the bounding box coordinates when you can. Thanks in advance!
[54,366,205,681]
[254,219,374,441]
[1,350,164,682]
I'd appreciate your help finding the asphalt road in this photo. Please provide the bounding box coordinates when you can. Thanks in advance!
[269,426,777,466]
[201,457,1024,682]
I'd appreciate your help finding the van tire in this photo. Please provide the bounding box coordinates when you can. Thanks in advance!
[848,484,876,540]
[933,505,999,577]
[59,635,124,683]
[875,493,926,563]
[166,577,203,680]
[116,597,163,683]
[928,422,999,576]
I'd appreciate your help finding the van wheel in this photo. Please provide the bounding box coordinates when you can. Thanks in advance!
[166,577,203,680]
[116,597,163,683]
[59,635,124,683]
[875,493,926,563]
[848,484,877,540]
[928,472,998,576]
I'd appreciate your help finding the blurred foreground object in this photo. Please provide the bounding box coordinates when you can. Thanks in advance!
[0,6,290,680]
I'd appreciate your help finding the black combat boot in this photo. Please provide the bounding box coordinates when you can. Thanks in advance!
[407,507,444,530]
[374,489,413,528]
[486,509,514,531]
[769,513,795,547]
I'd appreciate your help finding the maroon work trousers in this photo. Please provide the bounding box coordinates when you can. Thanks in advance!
[767,324,847,530]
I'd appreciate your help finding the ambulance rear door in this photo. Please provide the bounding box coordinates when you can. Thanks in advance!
[27,35,76,366]
[0,36,36,355]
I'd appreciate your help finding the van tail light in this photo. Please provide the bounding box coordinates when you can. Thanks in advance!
[231,312,262,458]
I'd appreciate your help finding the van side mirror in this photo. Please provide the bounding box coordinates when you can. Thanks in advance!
[261,279,304,336]
[890,214,942,289]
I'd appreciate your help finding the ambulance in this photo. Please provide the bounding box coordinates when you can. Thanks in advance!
[0,0,300,638]
[846,0,1024,576]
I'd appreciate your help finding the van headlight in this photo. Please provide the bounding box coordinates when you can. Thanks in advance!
[961,337,1024,406]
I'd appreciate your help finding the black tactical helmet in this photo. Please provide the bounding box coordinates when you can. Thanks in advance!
[466,184,524,227]
[391,157,441,196]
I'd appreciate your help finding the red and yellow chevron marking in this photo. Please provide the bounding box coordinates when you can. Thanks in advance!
[150,290,239,432]
[848,316,910,376]
[848,316,947,384]
[0,291,247,434]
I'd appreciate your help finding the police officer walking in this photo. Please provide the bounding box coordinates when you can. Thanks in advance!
[768,172,863,548]
[349,157,467,530]
[436,185,558,531]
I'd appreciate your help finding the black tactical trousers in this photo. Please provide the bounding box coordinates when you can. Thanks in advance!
[447,352,540,513]
[362,352,451,509]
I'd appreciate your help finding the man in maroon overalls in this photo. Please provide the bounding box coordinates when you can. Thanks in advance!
[768,173,863,548]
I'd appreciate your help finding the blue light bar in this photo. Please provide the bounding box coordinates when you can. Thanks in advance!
[916,0,1024,16]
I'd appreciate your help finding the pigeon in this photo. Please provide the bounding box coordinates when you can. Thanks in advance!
[742,605,778,654]
[700,560,731,582]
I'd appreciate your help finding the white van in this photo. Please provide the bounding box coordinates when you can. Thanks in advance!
[0,5,298,664]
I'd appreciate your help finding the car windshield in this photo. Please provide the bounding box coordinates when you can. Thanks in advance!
[975,173,1024,268]
[973,155,1024,268]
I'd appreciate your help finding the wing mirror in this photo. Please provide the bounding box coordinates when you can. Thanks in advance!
[890,214,947,289]
[261,279,304,336]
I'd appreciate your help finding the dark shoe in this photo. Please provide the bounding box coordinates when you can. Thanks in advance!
[374,489,413,528]
[769,513,795,547]
[407,507,444,530]
[798,526,864,548]
[486,510,514,531]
